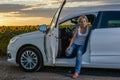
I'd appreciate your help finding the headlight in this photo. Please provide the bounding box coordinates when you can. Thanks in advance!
[9,36,21,44]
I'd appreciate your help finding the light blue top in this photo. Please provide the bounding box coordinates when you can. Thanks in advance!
[74,26,89,45]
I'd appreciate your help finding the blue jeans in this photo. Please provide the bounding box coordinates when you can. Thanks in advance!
[66,43,84,74]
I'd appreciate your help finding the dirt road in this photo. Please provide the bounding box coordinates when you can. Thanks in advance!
[0,57,120,80]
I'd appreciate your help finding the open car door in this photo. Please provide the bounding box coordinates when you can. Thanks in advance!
[45,0,66,65]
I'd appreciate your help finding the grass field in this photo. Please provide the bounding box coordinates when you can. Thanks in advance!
[0,25,39,56]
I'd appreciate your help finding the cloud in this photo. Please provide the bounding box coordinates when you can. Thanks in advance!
[20,8,57,18]
[0,4,30,12]
[0,0,63,18]
[0,0,63,5]
[0,0,120,26]
[0,12,22,17]
[0,0,120,18]
[0,4,57,18]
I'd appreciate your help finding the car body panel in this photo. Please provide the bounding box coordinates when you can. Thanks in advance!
[45,28,59,65]
[90,28,120,64]
[7,31,48,65]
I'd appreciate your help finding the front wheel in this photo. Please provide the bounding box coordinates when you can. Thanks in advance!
[18,46,43,72]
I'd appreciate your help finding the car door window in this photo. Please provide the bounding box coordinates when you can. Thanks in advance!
[99,11,120,28]
[108,20,120,28]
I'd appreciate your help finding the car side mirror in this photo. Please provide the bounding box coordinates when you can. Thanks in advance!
[39,25,47,33]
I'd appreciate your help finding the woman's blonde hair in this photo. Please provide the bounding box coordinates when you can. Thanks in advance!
[77,15,88,24]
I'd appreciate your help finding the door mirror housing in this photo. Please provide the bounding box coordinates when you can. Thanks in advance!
[39,25,47,33]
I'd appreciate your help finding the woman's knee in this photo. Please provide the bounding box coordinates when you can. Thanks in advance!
[77,50,82,57]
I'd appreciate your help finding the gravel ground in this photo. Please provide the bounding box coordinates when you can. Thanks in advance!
[0,56,120,80]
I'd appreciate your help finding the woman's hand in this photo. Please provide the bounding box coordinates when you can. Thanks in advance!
[66,46,71,52]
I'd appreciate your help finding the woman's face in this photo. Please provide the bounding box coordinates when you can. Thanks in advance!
[79,18,87,27]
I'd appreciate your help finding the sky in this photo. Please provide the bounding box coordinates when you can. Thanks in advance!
[0,0,120,26]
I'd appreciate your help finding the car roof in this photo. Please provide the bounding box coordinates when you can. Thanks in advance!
[59,4,120,23]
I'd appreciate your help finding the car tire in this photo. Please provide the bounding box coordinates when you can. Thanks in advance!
[18,46,43,72]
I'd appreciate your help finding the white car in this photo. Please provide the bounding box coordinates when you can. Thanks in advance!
[7,0,120,72]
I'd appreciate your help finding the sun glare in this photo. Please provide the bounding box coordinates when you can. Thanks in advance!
[0,19,7,26]
[0,17,51,26]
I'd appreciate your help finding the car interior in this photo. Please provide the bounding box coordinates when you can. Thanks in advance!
[57,14,96,58]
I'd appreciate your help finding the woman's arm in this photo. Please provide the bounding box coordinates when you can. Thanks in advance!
[66,27,78,51]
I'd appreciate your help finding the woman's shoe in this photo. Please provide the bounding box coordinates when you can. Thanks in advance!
[72,73,79,79]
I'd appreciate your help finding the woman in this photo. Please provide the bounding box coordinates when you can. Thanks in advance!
[66,15,89,79]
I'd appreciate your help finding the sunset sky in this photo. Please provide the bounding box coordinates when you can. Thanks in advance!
[0,0,120,26]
